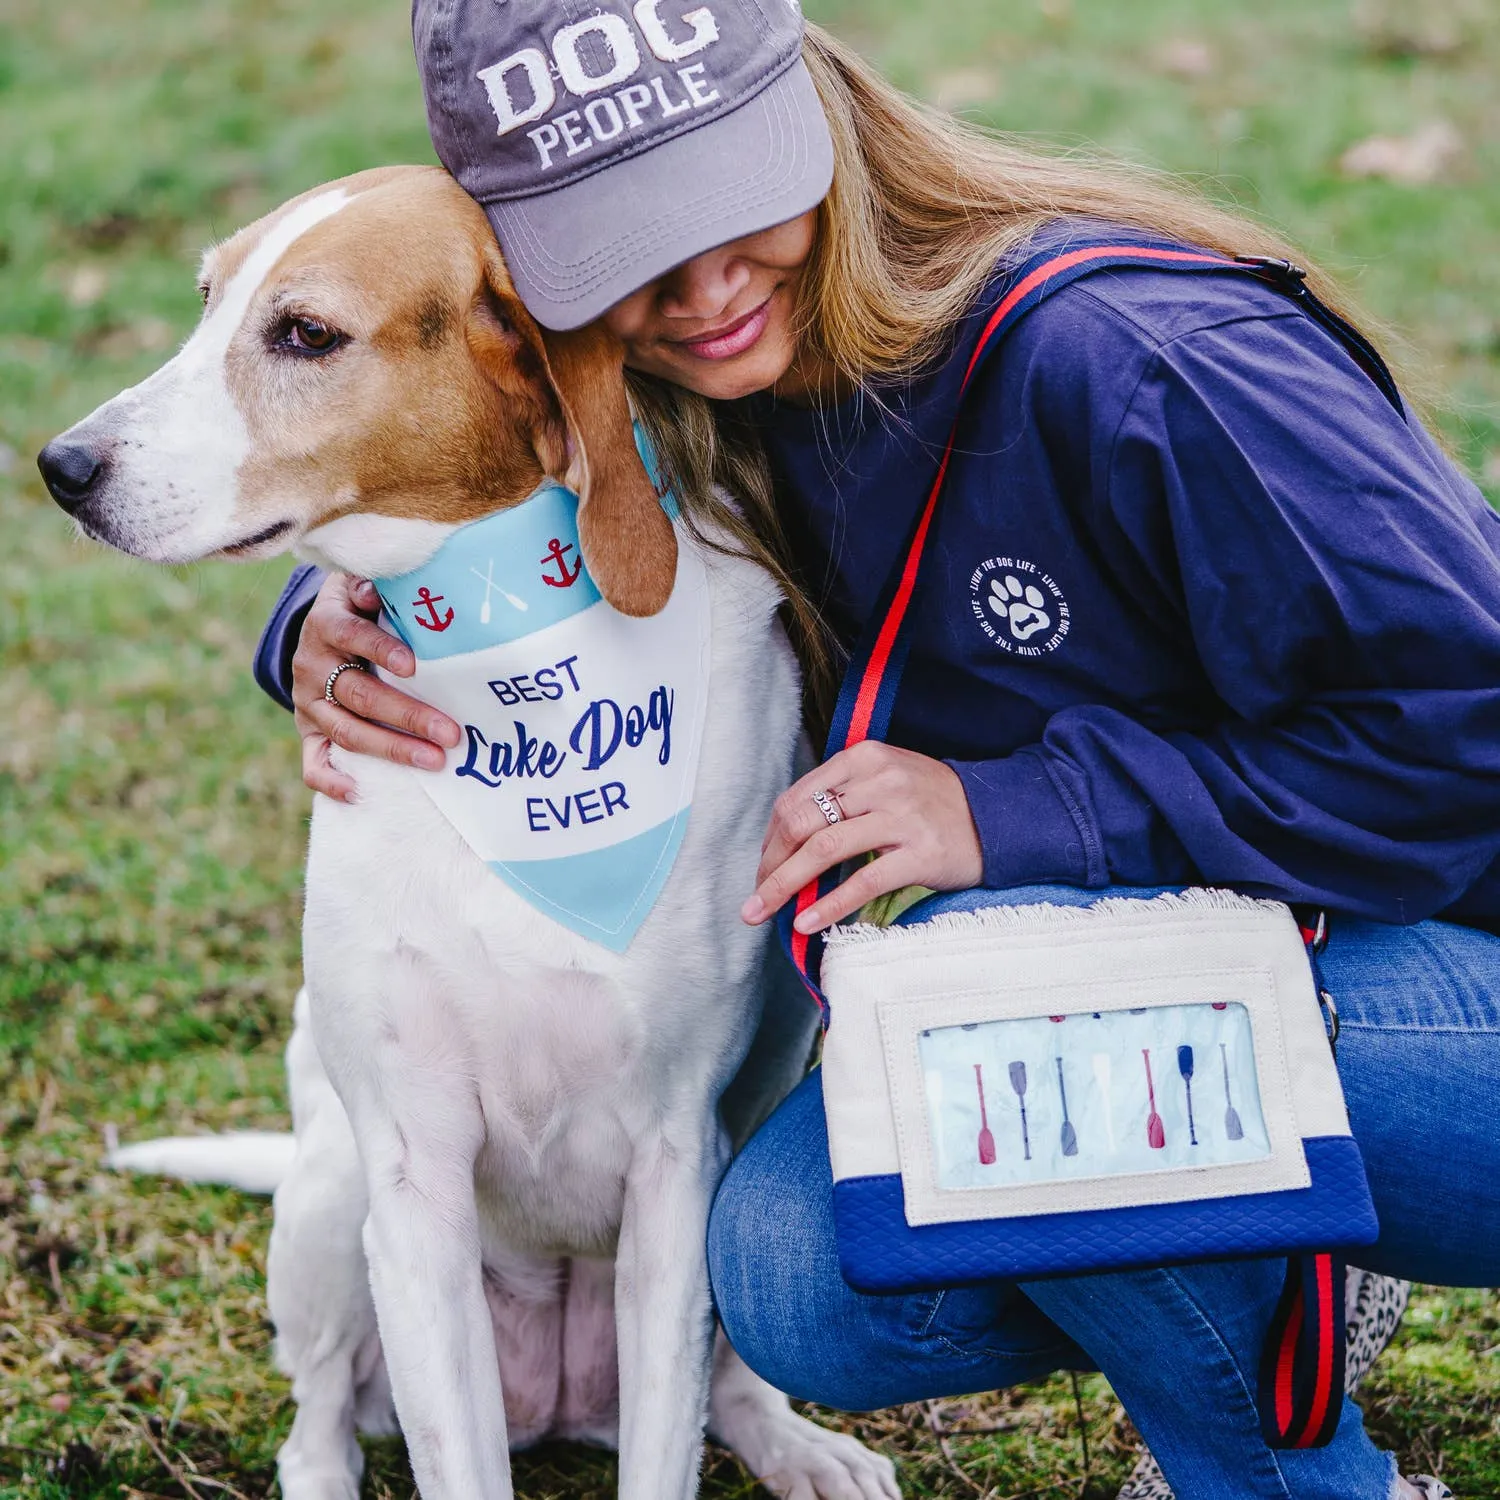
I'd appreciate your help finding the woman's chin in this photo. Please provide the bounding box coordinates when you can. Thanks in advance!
[652,343,797,403]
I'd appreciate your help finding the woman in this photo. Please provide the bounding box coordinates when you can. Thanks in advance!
[256,7,1500,1497]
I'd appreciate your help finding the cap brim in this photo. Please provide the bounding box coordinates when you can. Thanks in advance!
[485,59,833,332]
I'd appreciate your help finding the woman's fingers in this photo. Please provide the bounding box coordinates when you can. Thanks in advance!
[304,697,452,772]
[289,572,462,763]
[758,744,869,873]
[315,573,416,674]
[743,811,893,925]
[320,602,416,678]
[301,731,359,802]
[329,664,458,750]
[757,781,851,878]
[347,576,384,615]
[746,742,984,932]
[790,852,912,933]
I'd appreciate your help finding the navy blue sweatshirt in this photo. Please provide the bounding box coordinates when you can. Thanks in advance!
[255,230,1500,929]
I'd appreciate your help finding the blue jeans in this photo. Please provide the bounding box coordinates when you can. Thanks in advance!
[708,887,1500,1500]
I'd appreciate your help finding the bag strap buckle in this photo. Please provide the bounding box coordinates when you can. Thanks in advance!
[1234,253,1310,295]
[1297,908,1328,953]
[1318,987,1341,1058]
[1296,909,1338,1055]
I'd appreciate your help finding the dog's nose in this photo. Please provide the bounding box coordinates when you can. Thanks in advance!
[37,438,107,513]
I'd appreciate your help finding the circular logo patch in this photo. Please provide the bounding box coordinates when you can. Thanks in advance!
[969,557,1070,655]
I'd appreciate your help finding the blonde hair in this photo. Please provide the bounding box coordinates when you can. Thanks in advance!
[628,22,1401,719]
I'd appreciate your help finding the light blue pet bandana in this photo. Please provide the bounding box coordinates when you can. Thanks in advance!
[373,438,709,951]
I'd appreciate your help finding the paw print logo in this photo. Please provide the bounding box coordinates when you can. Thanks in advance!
[989,575,1052,642]
[969,557,1069,654]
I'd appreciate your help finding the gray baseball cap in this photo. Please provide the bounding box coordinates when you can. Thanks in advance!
[413,0,834,330]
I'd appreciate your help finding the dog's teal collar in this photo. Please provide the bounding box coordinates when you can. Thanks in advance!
[376,423,673,660]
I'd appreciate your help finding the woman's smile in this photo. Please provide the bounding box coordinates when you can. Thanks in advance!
[668,297,774,362]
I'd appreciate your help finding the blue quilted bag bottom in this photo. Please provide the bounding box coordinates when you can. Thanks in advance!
[832,1134,1376,1293]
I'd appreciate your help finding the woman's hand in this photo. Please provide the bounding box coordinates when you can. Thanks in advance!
[741,741,984,934]
[291,574,462,802]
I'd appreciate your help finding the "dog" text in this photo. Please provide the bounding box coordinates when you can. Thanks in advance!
[477,3,724,171]
[455,686,675,794]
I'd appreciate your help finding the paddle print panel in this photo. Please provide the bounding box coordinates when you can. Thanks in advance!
[918,1002,1271,1192]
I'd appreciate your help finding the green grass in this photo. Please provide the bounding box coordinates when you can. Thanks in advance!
[2,0,1497,1494]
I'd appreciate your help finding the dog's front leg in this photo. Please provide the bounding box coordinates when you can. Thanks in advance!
[613,1120,725,1500]
[271,1003,383,1500]
[354,1100,513,1500]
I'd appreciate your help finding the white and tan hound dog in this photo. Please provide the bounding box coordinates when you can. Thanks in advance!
[40,165,897,1500]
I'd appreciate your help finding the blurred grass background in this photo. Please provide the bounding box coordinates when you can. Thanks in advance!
[1,0,1497,1494]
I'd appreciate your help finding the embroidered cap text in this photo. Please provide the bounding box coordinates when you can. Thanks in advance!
[479,4,725,171]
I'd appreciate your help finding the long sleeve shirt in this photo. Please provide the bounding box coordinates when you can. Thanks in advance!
[755,233,1500,928]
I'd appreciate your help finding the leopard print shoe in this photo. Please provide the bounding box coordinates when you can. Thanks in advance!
[1402,1478,1454,1499]
[1344,1267,1411,1389]
[1115,1270,1412,1500]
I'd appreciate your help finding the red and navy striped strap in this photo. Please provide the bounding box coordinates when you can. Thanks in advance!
[1261,1250,1348,1449]
[1261,914,1347,1451]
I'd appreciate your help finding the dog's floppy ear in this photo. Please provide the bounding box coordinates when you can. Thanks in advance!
[468,250,677,617]
[535,321,678,617]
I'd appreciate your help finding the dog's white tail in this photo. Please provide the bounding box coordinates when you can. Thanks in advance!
[108,1132,296,1195]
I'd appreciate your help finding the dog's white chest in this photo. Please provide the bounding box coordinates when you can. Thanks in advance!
[306,868,655,1253]
[466,972,651,1254]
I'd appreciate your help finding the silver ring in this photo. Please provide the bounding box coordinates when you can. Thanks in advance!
[324,661,364,704]
[812,788,842,826]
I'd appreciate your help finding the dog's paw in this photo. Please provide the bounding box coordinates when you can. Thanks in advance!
[746,1415,901,1500]
[988,574,1051,643]
[275,1465,361,1500]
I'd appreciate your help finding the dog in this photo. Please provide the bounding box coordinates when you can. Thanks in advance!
[39,165,898,1500]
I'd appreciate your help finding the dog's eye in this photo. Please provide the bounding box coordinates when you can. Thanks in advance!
[277,316,346,357]
[197,282,211,306]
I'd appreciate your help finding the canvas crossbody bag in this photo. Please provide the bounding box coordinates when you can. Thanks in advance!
[778,241,1397,1450]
